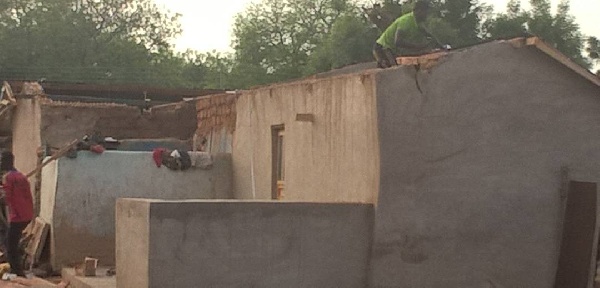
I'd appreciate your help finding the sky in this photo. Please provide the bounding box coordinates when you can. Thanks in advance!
[152,0,600,53]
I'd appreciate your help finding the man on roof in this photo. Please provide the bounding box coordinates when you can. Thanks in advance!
[372,1,446,68]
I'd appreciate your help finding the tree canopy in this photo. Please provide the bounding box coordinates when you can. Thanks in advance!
[0,0,205,88]
[484,0,590,67]
[229,0,358,87]
[0,0,597,90]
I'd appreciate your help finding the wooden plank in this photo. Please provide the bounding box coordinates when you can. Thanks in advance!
[11,276,57,287]
[24,217,50,265]
[0,105,14,118]
[2,81,16,104]
[525,37,600,87]
[26,139,79,179]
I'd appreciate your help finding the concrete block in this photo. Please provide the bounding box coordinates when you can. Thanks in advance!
[116,199,374,288]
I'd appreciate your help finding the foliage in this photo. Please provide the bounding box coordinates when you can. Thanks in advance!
[231,0,356,86]
[1,0,597,89]
[484,0,590,68]
[198,52,237,90]
[588,37,600,74]
[0,0,206,88]
[363,0,492,48]
[305,14,379,74]
[229,0,497,85]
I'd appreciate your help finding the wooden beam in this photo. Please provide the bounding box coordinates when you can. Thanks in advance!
[525,37,600,87]
[26,139,79,178]
[2,81,16,104]
[296,113,315,122]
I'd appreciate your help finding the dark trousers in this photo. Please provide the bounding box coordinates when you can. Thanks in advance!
[6,221,28,276]
[373,43,397,68]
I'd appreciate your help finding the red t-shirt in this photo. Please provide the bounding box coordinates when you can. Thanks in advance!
[3,170,34,223]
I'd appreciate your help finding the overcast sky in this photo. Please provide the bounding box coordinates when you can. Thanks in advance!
[152,0,600,53]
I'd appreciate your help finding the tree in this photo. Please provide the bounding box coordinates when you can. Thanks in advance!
[363,0,492,48]
[231,0,493,84]
[197,52,237,90]
[363,0,404,31]
[435,0,492,47]
[587,37,600,74]
[231,0,356,86]
[0,0,205,88]
[306,14,379,74]
[484,0,590,68]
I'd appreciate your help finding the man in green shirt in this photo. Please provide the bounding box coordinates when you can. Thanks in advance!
[373,1,442,68]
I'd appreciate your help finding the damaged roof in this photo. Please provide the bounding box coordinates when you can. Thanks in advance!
[4,81,224,107]
[392,37,600,87]
[311,37,600,88]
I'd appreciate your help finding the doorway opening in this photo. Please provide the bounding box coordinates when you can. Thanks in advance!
[271,125,285,200]
[555,181,597,287]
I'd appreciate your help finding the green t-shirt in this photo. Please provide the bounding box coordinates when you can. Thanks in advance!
[376,12,427,52]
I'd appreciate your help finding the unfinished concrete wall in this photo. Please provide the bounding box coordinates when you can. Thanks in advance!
[12,98,42,176]
[40,100,197,148]
[40,151,233,269]
[11,97,42,212]
[370,41,600,287]
[233,74,380,202]
[116,199,374,288]
[116,199,149,288]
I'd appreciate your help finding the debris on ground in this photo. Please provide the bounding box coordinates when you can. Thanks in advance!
[74,258,97,277]
[22,219,50,267]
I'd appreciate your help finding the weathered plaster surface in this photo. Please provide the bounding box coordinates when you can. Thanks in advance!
[117,199,374,288]
[40,151,233,269]
[370,42,600,287]
[234,74,380,203]
[11,98,42,207]
[115,199,149,288]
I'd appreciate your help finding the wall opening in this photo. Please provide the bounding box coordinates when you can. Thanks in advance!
[555,181,597,288]
[271,125,285,200]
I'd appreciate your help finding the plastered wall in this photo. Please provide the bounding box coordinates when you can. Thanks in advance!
[11,97,43,209]
[40,151,233,269]
[116,199,374,288]
[233,74,380,203]
[370,42,600,287]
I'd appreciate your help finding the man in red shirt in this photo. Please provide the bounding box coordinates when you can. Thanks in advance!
[1,152,33,277]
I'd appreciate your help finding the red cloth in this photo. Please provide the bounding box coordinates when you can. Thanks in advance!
[3,170,34,223]
[152,148,167,167]
[90,144,105,154]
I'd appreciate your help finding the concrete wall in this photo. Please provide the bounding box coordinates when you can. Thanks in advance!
[40,100,197,148]
[12,98,42,177]
[116,199,149,288]
[11,97,43,210]
[40,151,233,269]
[233,74,380,203]
[116,199,374,288]
[370,42,600,287]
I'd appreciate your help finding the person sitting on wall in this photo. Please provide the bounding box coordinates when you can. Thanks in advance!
[372,0,446,68]
[1,151,33,277]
